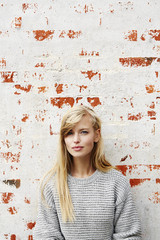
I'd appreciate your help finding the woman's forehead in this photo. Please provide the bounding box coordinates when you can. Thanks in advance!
[72,115,93,129]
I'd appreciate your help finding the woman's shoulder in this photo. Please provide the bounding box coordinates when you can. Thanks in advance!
[102,167,127,179]
[100,168,130,189]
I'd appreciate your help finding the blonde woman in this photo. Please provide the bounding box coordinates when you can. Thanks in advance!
[34,105,142,240]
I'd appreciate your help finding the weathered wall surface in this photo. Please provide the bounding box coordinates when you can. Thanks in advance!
[0,0,160,239]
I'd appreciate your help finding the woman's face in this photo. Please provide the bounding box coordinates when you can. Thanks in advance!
[64,114,100,162]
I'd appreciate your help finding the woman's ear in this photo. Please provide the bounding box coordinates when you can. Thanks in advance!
[94,129,101,143]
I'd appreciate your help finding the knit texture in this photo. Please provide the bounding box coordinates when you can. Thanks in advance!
[33,169,142,240]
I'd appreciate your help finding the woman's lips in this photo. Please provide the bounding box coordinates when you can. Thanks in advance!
[72,146,83,151]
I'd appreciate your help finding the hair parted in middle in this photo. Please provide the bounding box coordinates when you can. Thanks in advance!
[41,105,113,222]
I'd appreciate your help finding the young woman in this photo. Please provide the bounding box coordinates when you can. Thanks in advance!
[34,105,142,240]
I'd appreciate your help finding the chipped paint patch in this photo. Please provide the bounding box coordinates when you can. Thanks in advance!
[10,235,16,240]
[1,192,14,204]
[14,84,32,93]
[130,178,151,187]
[0,152,20,163]
[28,236,33,240]
[79,85,87,92]
[55,83,64,94]
[24,197,31,204]
[38,86,48,93]
[59,30,82,39]
[15,17,22,28]
[27,222,36,230]
[120,155,128,162]
[119,57,160,67]
[79,49,99,56]
[35,62,46,68]
[0,71,16,83]
[21,114,29,122]
[128,113,142,121]
[33,30,54,41]
[81,70,98,80]
[3,179,21,188]
[8,206,18,215]
[50,97,74,108]
[145,85,156,93]
[149,192,160,204]
[0,58,6,68]
[124,30,137,41]
[87,97,101,107]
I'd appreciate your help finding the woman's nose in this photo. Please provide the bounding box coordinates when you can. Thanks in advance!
[73,133,80,143]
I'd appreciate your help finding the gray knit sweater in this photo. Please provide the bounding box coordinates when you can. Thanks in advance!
[33,169,142,240]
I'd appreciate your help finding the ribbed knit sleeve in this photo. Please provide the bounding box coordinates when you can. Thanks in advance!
[113,176,142,240]
[33,182,64,240]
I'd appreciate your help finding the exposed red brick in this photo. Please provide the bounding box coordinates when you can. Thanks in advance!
[8,206,18,214]
[1,192,14,204]
[27,222,36,230]
[3,179,21,188]
[55,83,63,94]
[119,57,159,67]
[155,71,158,78]
[0,71,16,83]
[130,178,151,187]
[28,236,33,240]
[21,114,29,122]
[140,34,146,41]
[120,155,128,162]
[15,17,22,28]
[149,102,155,109]
[128,113,142,121]
[124,30,137,41]
[84,4,94,13]
[59,30,82,39]
[130,142,140,149]
[22,3,29,12]
[50,124,53,135]
[0,58,6,68]
[149,192,160,204]
[79,49,87,56]
[81,70,98,80]
[156,179,160,184]
[59,30,66,38]
[1,152,20,163]
[145,85,155,93]
[38,86,47,93]
[99,17,102,26]
[148,110,156,117]
[68,30,82,38]
[15,84,32,93]
[87,97,101,107]
[76,97,83,103]
[117,164,160,176]
[50,97,74,108]
[79,49,99,56]
[22,3,38,13]
[33,30,54,41]
[79,85,87,93]
[10,235,16,240]
[24,197,31,204]
[35,62,45,68]
[148,30,160,41]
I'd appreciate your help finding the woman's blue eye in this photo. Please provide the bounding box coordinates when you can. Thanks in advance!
[81,130,88,134]
[67,131,73,135]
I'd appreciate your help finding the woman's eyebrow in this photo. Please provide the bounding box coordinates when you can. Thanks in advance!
[79,128,89,130]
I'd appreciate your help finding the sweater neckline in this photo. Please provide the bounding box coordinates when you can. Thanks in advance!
[67,169,101,185]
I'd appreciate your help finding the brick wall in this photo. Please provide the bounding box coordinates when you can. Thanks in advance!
[0,1,160,239]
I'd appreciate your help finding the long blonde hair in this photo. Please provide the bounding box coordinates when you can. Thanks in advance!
[41,105,113,222]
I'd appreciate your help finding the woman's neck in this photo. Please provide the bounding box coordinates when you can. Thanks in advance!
[71,157,96,178]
